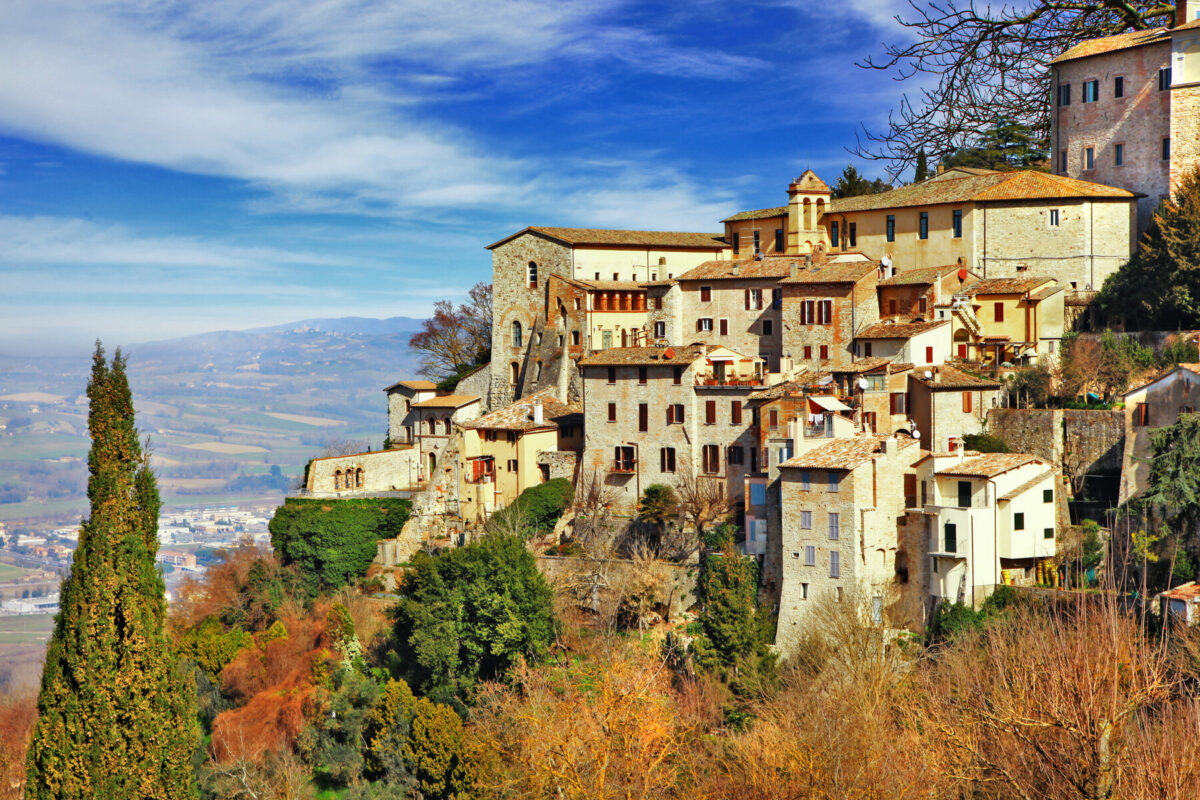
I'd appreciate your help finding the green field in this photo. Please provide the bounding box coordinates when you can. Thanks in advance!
[0,613,55,644]
[0,563,32,582]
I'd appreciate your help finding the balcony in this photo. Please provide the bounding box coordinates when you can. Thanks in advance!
[612,461,638,474]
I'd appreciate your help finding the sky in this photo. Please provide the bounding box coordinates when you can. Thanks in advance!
[0,0,913,356]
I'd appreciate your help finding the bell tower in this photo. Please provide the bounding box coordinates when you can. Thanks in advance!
[786,170,832,254]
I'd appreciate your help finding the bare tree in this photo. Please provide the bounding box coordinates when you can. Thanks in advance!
[854,1,1177,177]
[408,282,493,380]
[673,467,734,552]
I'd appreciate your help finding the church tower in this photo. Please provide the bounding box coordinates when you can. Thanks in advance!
[786,170,831,254]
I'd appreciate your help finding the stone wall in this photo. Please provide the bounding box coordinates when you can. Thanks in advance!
[536,449,578,482]
[1171,84,1200,196]
[985,408,1063,464]
[455,365,492,409]
[986,407,1124,501]
[307,448,420,495]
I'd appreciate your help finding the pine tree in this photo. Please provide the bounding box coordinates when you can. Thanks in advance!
[25,344,198,799]
[914,149,930,182]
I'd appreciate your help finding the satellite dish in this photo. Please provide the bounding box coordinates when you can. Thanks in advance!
[857,377,869,391]
[924,370,933,379]
[912,429,921,440]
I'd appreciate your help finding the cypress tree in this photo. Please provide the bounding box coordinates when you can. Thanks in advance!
[914,149,930,182]
[26,344,197,799]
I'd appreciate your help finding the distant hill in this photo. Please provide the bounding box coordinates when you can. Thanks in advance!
[0,317,428,525]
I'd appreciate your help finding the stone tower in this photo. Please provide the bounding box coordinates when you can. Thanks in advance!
[786,170,832,254]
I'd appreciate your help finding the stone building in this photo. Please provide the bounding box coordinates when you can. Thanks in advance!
[721,170,833,257]
[1119,363,1200,503]
[577,344,761,513]
[675,259,788,371]
[918,448,1058,610]
[385,379,438,446]
[409,394,482,480]
[485,226,729,409]
[779,256,880,372]
[854,319,951,367]
[876,264,978,322]
[1050,1,1200,232]
[908,365,1003,453]
[775,433,924,654]
[306,448,422,496]
[935,276,1066,365]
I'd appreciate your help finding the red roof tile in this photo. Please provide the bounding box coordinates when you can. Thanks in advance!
[1051,27,1170,64]
[487,226,728,251]
[936,453,1042,478]
[461,389,581,431]
[780,434,918,471]
[857,320,949,339]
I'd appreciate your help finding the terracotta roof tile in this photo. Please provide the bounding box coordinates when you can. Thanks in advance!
[578,344,710,367]
[960,277,1056,296]
[913,364,1003,389]
[829,170,1132,214]
[461,389,581,431]
[746,374,819,401]
[879,265,975,286]
[411,394,481,409]
[574,279,655,291]
[857,320,950,339]
[831,357,896,374]
[384,379,438,392]
[937,453,1042,478]
[487,226,728,250]
[1050,28,1170,64]
[778,259,878,285]
[721,205,788,223]
[780,434,918,471]
[676,257,795,281]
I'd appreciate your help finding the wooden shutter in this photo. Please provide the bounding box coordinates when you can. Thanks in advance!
[963,391,972,413]
[706,400,716,424]
[731,401,742,424]
[639,403,648,431]
[719,319,729,336]
[745,289,751,310]
[925,346,934,363]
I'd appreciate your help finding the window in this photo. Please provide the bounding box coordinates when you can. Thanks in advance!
[698,318,713,332]
[527,261,538,288]
[638,403,648,432]
[848,222,857,248]
[952,209,963,238]
[801,471,811,490]
[827,472,841,493]
[800,510,813,530]
[945,522,957,552]
[819,345,829,361]
[705,400,716,425]
[753,230,761,253]
[775,228,785,251]
[762,319,773,336]
[863,342,873,357]
[801,582,809,598]
[510,361,519,385]
[572,330,581,346]
[1114,75,1124,98]
[1058,83,1071,106]
[1059,149,1067,172]
[919,296,929,315]
[800,299,814,324]
[1115,143,1124,167]
[994,302,1004,322]
[919,212,928,239]
[660,447,676,473]
[654,321,666,339]
[771,288,782,310]
[1082,79,1099,102]
[673,366,682,385]
[828,512,840,541]
[702,444,720,474]
[925,345,934,363]
[750,483,766,505]
[700,286,712,302]
[638,366,647,384]
[886,214,895,242]
[667,403,684,424]
[1014,512,1025,531]
[830,551,841,578]
[1134,402,1148,426]
[962,391,973,413]
[890,392,907,414]
[804,546,815,566]
[803,345,812,359]
[1163,137,1171,161]
[816,299,832,324]
[613,273,619,280]
[512,320,523,347]
[719,318,729,336]
[654,296,663,310]
[1159,67,1172,91]
[769,409,779,429]
[607,402,617,422]
[614,446,635,472]
[888,299,898,315]
[1084,147,1094,170]
[830,221,839,247]
[1044,527,1055,540]
[727,446,744,465]
[731,401,743,425]
[747,288,763,310]
[607,366,616,384]
[731,232,739,254]
[1050,208,1060,226]
[957,480,972,508]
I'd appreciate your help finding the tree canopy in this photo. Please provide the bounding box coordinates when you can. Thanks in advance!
[831,165,891,198]
[409,282,492,381]
[939,119,1048,172]
[854,1,1177,177]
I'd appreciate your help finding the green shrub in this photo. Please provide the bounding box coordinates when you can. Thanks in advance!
[963,433,1010,453]
[269,497,411,595]
[488,478,573,538]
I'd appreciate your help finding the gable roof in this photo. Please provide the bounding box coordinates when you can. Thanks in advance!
[879,264,975,287]
[780,434,918,471]
[721,205,789,223]
[936,453,1043,478]
[959,276,1057,296]
[676,258,795,281]
[1123,363,1200,397]
[912,364,1003,390]
[578,344,711,367]
[384,379,438,393]
[486,226,728,251]
[1051,27,1170,64]
[857,320,950,339]
[999,469,1056,501]
[791,170,832,194]
[829,170,1133,214]
[778,259,878,285]
[831,357,914,375]
[746,374,819,401]
[411,394,481,409]
[461,389,581,432]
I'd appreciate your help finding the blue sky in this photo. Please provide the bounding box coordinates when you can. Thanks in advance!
[0,0,911,356]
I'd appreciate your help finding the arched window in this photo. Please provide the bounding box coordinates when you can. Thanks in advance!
[443,417,452,435]
[803,197,813,229]
[355,468,364,488]
[428,418,437,434]
[334,470,343,490]
[528,261,538,288]
[510,361,519,385]
[512,320,523,348]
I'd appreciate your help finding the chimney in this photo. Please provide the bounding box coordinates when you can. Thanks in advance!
[790,261,799,279]
[732,262,740,276]
[533,398,544,425]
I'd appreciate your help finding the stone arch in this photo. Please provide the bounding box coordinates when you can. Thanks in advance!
[535,360,543,381]
[527,261,538,288]
[816,198,826,221]
[355,468,364,488]
[443,417,452,435]
[658,256,667,265]
[428,452,437,476]
[803,197,813,229]
[334,469,343,490]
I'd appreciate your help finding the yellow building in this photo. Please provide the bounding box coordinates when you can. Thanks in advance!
[455,389,583,525]
[934,277,1066,366]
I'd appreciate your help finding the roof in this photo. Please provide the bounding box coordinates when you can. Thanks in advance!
[746,374,818,401]
[999,470,1056,501]
[780,434,918,471]
[879,265,973,287]
[912,364,1003,390]
[486,226,728,251]
[411,394,481,409]
[1051,27,1170,64]
[384,379,438,393]
[778,259,878,285]
[1123,363,1200,397]
[828,170,1133,214]
[936,453,1041,478]
[959,277,1056,296]
[810,395,852,412]
[676,257,795,281]
[721,205,788,223]
[578,344,710,367]
[790,170,832,194]
[461,389,581,432]
[832,357,913,375]
[857,320,950,339]
[1162,582,1200,602]
[573,279,655,291]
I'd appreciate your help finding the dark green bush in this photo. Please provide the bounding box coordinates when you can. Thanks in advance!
[963,433,1010,453]
[488,478,573,538]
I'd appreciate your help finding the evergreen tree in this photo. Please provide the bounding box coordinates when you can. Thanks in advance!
[914,149,930,182]
[26,344,198,799]
[831,165,891,199]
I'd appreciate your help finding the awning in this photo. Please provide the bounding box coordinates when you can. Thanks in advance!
[810,396,851,412]
[707,355,736,362]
